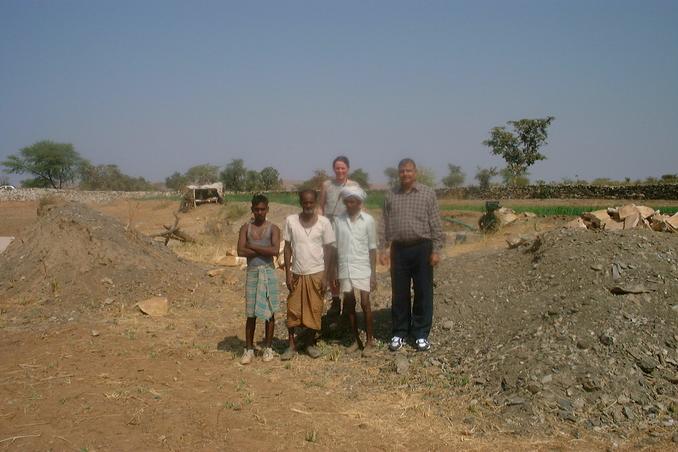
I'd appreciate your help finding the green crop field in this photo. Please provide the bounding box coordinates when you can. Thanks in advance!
[222,193,678,217]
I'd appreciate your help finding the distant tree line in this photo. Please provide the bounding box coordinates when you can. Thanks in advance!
[3,138,676,193]
[165,159,284,192]
[1,140,155,190]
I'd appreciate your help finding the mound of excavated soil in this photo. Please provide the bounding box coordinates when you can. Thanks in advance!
[0,202,214,320]
[432,228,678,434]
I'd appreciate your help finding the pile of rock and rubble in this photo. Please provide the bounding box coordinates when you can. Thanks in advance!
[430,227,678,435]
[0,201,215,321]
[566,204,678,232]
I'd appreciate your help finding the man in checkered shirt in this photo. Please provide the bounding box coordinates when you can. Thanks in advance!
[380,158,444,352]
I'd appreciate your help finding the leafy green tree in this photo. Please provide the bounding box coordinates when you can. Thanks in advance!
[297,169,329,191]
[475,167,498,190]
[245,170,262,191]
[384,167,399,189]
[2,140,85,188]
[185,164,219,184]
[384,166,436,188]
[442,164,466,188]
[499,167,529,186]
[416,167,437,187]
[165,171,189,190]
[349,168,370,189]
[483,116,555,184]
[259,167,282,190]
[79,163,153,191]
[220,159,247,191]
[660,174,678,184]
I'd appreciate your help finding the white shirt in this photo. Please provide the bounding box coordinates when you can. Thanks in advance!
[283,214,335,275]
[333,211,377,280]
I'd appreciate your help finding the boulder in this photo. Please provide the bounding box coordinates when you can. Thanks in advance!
[636,205,656,219]
[581,210,609,229]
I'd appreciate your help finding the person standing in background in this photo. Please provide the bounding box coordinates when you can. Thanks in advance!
[318,156,360,326]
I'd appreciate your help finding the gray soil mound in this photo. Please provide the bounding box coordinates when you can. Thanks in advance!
[0,202,212,320]
[433,228,678,433]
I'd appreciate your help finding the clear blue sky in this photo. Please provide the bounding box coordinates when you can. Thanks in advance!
[1,0,677,185]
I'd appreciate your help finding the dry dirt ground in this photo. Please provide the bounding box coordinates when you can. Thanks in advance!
[0,197,677,451]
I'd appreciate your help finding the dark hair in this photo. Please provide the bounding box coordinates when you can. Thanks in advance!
[398,158,417,169]
[298,189,318,201]
[251,194,268,206]
[332,155,350,169]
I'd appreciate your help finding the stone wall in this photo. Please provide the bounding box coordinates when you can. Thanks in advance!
[2,184,677,204]
[0,188,178,203]
[436,184,678,200]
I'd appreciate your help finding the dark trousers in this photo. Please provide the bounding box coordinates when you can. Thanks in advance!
[391,240,434,340]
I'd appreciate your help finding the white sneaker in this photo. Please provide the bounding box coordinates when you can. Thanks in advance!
[262,347,275,362]
[415,338,431,352]
[389,336,404,352]
[240,349,255,365]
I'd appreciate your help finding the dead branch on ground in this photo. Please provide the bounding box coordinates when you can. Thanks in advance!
[152,212,196,245]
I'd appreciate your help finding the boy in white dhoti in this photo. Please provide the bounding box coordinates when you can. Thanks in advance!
[331,186,377,356]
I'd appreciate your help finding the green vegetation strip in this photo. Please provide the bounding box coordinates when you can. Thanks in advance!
[225,194,678,217]
[440,204,678,217]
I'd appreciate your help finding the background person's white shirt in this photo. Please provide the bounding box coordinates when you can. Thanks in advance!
[334,211,377,280]
[283,214,335,275]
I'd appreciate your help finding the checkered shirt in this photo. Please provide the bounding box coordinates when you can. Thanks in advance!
[381,182,445,252]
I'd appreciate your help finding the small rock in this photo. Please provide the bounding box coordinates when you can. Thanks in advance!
[599,333,614,346]
[526,383,541,394]
[611,264,622,280]
[590,264,603,272]
[610,285,652,295]
[101,277,114,286]
[637,356,659,374]
[559,410,576,422]
[623,406,635,420]
[573,398,585,410]
[103,297,115,305]
[506,236,523,249]
[558,399,573,411]
[137,296,169,317]
[91,330,100,337]
[541,374,553,384]
[506,397,525,406]
[611,407,625,424]
[395,356,409,375]
[442,320,454,330]
[581,376,601,392]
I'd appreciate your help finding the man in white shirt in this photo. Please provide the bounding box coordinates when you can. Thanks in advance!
[332,185,377,356]
[282,189,335,360]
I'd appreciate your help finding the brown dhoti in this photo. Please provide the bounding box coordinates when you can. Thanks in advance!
[287,272,324,331]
